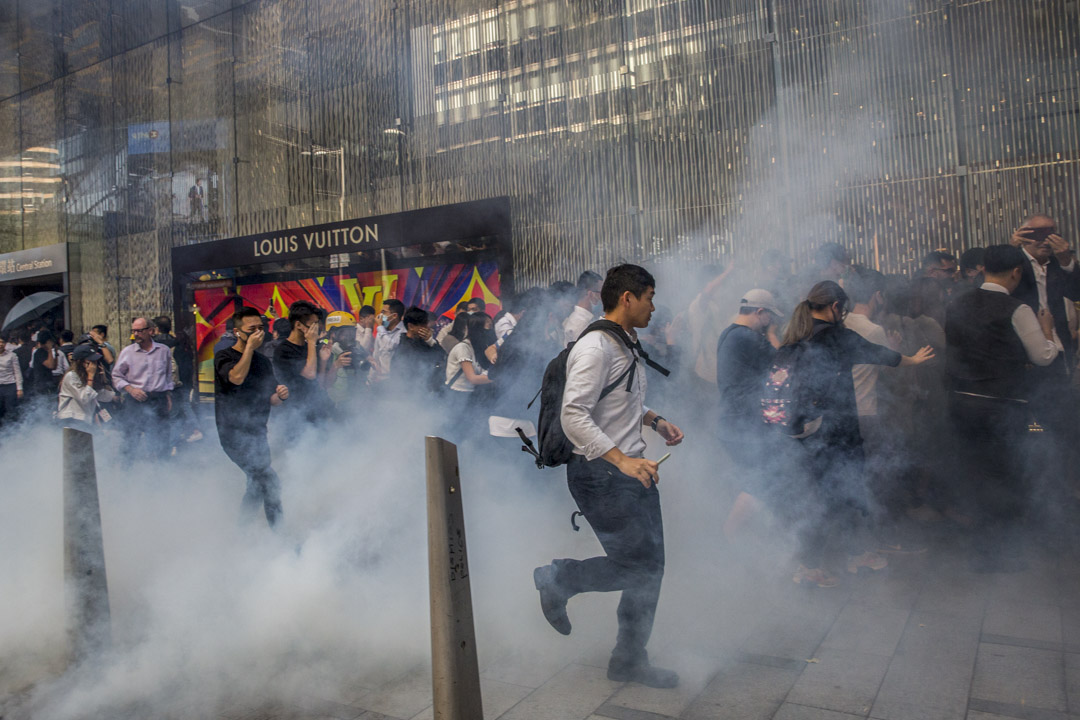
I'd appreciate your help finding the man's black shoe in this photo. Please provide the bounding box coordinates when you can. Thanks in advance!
[606,662,679,689]
[533,565,571,635]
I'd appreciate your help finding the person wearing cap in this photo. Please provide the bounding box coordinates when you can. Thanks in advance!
[715,289,783,538]
[57,344,117,431]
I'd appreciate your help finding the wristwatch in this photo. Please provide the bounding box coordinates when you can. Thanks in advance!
[650,415,665,431]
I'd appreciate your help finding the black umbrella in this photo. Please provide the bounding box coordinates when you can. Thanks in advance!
[1,291,67,333]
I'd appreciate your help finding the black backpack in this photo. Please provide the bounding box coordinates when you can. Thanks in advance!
[519,320,670,469]
[761,336,823,438]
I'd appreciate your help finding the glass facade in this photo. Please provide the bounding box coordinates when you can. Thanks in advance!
[0,0,1077,332]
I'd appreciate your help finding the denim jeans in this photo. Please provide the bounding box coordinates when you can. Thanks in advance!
[551,456,665,666]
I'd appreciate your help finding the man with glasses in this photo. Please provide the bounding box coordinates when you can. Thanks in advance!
[215,307,290,527]
[921,251,959,283]
[112,317,174,455]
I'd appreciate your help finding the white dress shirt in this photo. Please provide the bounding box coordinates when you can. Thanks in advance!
[0,348,22,391]
[372,323,404,378]
[982,282,1059,366]
[495,313,517,347]
[561,329,651,461]
[562,305,594,347]
[355,325,375,354]
[1022,248,1074,351]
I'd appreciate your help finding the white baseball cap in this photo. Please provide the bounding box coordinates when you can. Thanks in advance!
[739,289,784,317]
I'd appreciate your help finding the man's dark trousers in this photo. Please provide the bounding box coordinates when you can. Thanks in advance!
[551,455,665,666]
[122,392,171,455]
[218,425,282,527]
[0,383,18,427]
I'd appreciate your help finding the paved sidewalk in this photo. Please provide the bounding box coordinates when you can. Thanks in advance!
[214,532,1080,720]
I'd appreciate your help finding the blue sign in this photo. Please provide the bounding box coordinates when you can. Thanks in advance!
[128,122,171,155]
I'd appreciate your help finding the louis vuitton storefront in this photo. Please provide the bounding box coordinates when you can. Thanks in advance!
[171,198,511,396]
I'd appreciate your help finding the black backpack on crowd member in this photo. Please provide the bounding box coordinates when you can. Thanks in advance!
[761,338,823,439]
[520,320,670,469]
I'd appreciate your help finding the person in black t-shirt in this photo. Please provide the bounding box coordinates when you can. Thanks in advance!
[391,306,445,402]
[215,307,290,527]
[29,330,60,401]
[272,300,333,424]
[715,290,782,537]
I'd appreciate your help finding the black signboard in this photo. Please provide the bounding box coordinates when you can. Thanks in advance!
[171,197,510,275]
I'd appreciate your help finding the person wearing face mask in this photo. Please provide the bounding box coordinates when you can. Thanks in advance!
[778,281,935,588]
[272,300,334,424]
[371,299,406,383]
[57,344,117,431]
[562,270,603,347]
[215,307,290,527]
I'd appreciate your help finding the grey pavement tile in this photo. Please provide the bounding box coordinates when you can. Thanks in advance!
[498,664,620,720]
[894,611,983,659]
[914,576,989,618]
[784,648,892,716]
[987,568,1061,608]
[293,697,368,720]
[984,601,1063,645]
[740,610,838,663]
[680,661,800,720]
[870,654,973,720]
[773,703,867,719]
[593,703,678,719]
[351,667,432,720]
[408,678,532,720]
[1065,653,1080,714]
[968,697,1071,720]
[1059,607,1080,652]
[820,603,911,657]
[603,654,718,718]
[971,643,1067,712]
[871,611,981,720]
[847,571,923,612]
[479,650,570,689]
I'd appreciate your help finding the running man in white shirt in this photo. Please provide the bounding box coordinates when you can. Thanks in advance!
[534,264,685,689]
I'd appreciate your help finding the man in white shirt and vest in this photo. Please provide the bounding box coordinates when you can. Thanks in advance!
[534,264,685,688]
[946,245,1059,572]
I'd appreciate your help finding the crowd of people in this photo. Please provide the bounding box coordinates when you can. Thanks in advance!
[0,213,1076,689]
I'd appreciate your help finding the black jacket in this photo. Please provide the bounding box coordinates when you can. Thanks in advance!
[1014,253,1080,364]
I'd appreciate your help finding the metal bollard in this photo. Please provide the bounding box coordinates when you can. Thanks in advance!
[62,427,111,664]
[425,436,484,720]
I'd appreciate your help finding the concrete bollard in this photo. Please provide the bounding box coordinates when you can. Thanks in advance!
[425,436,483,720]
[62,427,111,664]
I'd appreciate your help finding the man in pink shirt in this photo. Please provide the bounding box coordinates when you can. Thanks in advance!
[112,317,174,455]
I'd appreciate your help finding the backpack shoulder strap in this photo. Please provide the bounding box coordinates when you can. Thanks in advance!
[581,319,671,377]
